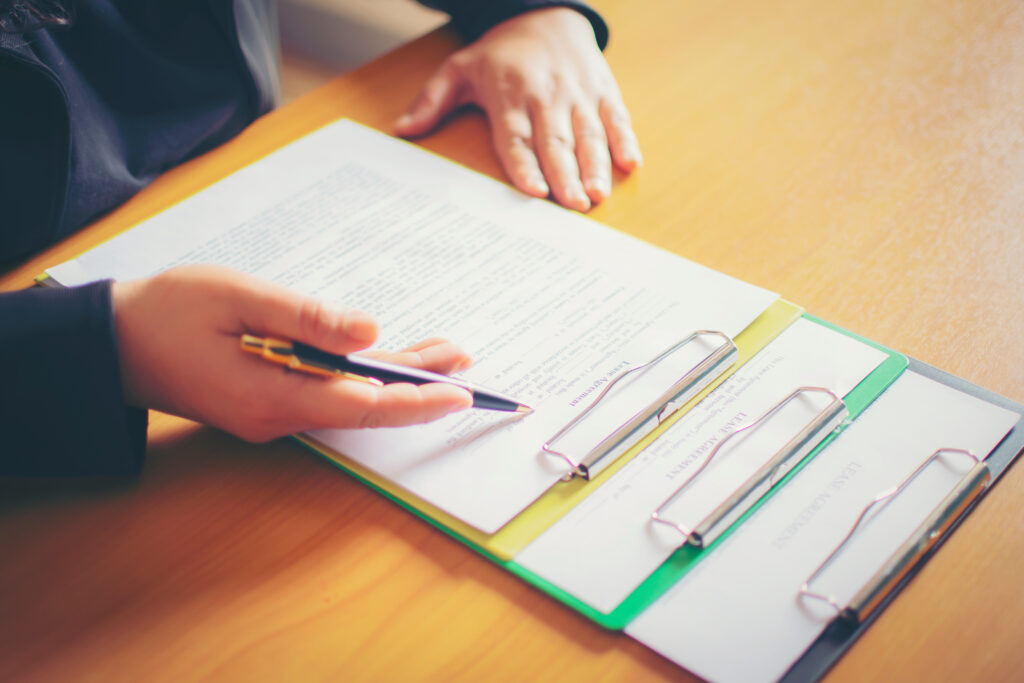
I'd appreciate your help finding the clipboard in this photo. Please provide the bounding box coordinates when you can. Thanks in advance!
[777,357,1024,683]
[299,312,908,630]
[503,314,907,628]
[297,298,804,560]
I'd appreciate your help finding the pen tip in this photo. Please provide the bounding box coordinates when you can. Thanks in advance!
[516,404,534,415]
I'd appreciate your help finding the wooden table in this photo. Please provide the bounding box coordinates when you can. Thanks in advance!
[3,1,1022,680]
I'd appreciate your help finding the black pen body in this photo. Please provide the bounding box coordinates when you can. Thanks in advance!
[292,342,528,413]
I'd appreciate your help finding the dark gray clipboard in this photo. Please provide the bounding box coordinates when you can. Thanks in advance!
[779,357,1024,683]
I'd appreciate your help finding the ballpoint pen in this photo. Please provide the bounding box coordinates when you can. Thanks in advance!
[240,334,533,414]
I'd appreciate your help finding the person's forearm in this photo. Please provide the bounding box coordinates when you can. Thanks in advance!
[0,282,147,476]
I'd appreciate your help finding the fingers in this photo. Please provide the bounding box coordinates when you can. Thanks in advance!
[235,277,378,355]
[532,99,591,212]
[292,377,473,431]
[572,106,612,205]
[599,97,643,172]
[395,62,464,138]
[363,338,473,374]
[230,278,473,431]
[490,109,549,197]
[265,335,475,433]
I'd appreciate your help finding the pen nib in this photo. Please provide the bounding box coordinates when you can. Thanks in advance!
[515,404,535,415]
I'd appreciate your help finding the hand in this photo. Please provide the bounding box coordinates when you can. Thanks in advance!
[111,265,473,442]
[395,7,642,212]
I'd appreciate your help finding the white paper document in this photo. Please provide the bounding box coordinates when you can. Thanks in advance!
[46,119,778,533]
[625,371,1019,683]
[515,317,888,613]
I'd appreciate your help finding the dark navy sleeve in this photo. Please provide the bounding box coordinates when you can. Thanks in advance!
[419,0,608,50]
[0,281,148,476]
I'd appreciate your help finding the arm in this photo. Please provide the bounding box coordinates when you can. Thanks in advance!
[0,282,148,476]
[398,2,641,212]
[417,0,608,48]
[1,267,474,477]
[0,49,143,476]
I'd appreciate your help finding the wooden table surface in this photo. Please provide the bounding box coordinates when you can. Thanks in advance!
[2,1,1022,680]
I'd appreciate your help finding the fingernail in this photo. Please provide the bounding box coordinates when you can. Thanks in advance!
[573,190,591,211]
[585,178,611,201]
[531,176,550,196]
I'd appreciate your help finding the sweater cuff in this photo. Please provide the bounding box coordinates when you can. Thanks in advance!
[450,1,609,50]
[0,281,148,476]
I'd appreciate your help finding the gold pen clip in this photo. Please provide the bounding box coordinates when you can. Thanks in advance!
[240,334,383,385]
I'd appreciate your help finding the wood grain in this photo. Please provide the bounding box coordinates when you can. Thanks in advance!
[2,1,1022,680]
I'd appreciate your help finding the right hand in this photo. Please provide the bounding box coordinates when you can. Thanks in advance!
[111,265,473,442]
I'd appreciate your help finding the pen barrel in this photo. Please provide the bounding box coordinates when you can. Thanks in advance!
[466,392,521,412]
[292,342,522,412]
[349,359,519,411]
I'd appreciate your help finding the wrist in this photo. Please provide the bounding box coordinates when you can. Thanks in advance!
[110,278,149,409]
[519,3,608,50]
[453,1,608,50]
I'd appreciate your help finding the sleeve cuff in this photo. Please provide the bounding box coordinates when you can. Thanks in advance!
[447,1,609,50]
[0,281,148,476]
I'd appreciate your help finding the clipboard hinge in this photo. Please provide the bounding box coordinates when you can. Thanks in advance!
[541,330,738,481]
[650,386,848,549]
[797,448,989,624]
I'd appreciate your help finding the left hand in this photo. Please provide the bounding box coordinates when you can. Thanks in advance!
[395,7,642,212]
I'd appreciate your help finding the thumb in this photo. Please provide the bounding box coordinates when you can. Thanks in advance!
[233,273,379,355]
[395,62,463,137]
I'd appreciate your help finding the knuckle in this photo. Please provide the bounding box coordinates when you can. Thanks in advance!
[359,410,385,429]
[524,83,561,113]
[577,129,607,147]
[611,108,633,129]
[446,51,472,74]
[297,297,326,343]
[507,135,535,156]
[356,391,385,429]
[497,110,531,137]
[496,65,527,94]
[601,98,633,126]
[542,134,574,152]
